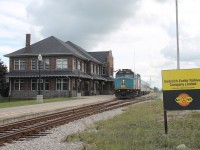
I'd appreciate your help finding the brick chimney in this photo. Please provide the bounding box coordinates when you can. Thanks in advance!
[25,34,31,52]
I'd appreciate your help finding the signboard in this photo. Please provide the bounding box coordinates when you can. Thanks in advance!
[162,69,200,110]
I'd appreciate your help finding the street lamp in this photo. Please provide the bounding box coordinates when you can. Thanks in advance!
[38,54,42,95]
[76,64,81,97]
[77,64,81,93]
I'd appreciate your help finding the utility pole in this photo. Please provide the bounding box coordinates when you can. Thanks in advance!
[176,0,180,69]
[164,0,180,134]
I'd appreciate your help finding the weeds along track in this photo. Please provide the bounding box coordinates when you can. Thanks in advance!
[0,96,154,146]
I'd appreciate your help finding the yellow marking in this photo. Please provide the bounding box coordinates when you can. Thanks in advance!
[162,69,200,90]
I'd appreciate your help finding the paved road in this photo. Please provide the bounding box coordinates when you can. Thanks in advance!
[0,95,115,125]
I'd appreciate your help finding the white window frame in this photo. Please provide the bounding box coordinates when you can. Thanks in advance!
[31,79,37,90]
[91,63,93,73]
[56,59,68,69]
[31,79,49,91]
[81,62,84,72]
[44,79,50,90]
[94,65,96,74]
[77,61,80,70]
[31,58,50,70]
[102,67,106,75]
[43,58,50,69]
[14,60,25,70]
[84,63,86,73]
[31,60,37,70]
[56,79,68,90]
[14,79,24,91]
[73,59,77,70]
[97,66,99,75]
[31,79,43,91]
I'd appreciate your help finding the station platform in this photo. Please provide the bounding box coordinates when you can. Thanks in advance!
[0,95,115,125]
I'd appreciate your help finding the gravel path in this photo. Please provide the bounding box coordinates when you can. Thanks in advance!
[1,108,125,150]
[1,93,160,150]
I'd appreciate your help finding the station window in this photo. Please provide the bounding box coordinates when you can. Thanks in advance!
[73,59,77,70]
[81,62,84,72]
[91,63,93,73]
[31,58,50,70]
[14,79,24,91]
[14,60,25,70]
[31,79,49,91]
[102,67,106,75]
[56,79,68,90]
[56,59,68,69]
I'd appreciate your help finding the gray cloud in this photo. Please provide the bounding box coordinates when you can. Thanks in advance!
[26,0,139,49]
[161,35,200,67]
[155,0,168,3]
[161,42,176,60]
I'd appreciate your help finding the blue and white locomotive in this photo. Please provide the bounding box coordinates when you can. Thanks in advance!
[114,69,150,99]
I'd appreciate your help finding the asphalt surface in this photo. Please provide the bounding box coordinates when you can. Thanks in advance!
[0,95,115,125]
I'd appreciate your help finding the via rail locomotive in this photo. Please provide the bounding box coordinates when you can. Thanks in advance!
[114,69,150,99]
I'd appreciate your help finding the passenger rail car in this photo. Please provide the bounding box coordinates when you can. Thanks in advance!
[114,69,150,99]
[141,80,150,95]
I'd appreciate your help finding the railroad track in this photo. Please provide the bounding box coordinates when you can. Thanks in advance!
[0,97,154,146]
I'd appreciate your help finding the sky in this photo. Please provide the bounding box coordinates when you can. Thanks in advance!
[1,0,200,89]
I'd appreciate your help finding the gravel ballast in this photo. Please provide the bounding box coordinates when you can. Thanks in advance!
[1,108,125,150]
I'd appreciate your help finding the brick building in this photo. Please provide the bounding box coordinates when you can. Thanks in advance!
[4,34,114,98]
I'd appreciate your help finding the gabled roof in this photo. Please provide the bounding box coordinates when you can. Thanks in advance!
[4,36,87,60]
[66,41,102,64]
[88,51,109,64]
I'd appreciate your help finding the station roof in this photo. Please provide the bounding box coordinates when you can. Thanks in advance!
[5,36,102,64]
[6,70,110,81]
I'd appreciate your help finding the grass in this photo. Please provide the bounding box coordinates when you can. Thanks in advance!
[66,98,200,150]
[0,97,79,108]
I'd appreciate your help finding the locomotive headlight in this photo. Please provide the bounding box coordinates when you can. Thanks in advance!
[120,79,126,88]
[122,80,125,85]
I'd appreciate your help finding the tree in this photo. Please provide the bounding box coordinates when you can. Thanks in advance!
[0,59,8,97]
[153,87,159,92]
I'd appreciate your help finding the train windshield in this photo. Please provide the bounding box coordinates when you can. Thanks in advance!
[116,72,134,78]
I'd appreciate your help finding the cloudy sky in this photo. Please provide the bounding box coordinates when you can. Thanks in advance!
[1,0,200,89]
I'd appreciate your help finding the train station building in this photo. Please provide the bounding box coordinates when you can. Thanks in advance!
[4,34,114,98]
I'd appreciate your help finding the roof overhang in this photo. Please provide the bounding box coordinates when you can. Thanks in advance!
[5,71,111,82]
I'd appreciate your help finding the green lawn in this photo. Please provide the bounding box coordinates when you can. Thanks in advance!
[66,98,200,150]
[0,97,79,108]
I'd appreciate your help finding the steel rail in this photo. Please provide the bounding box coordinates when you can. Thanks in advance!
[0,99,116,132]
[0,98,151,146]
